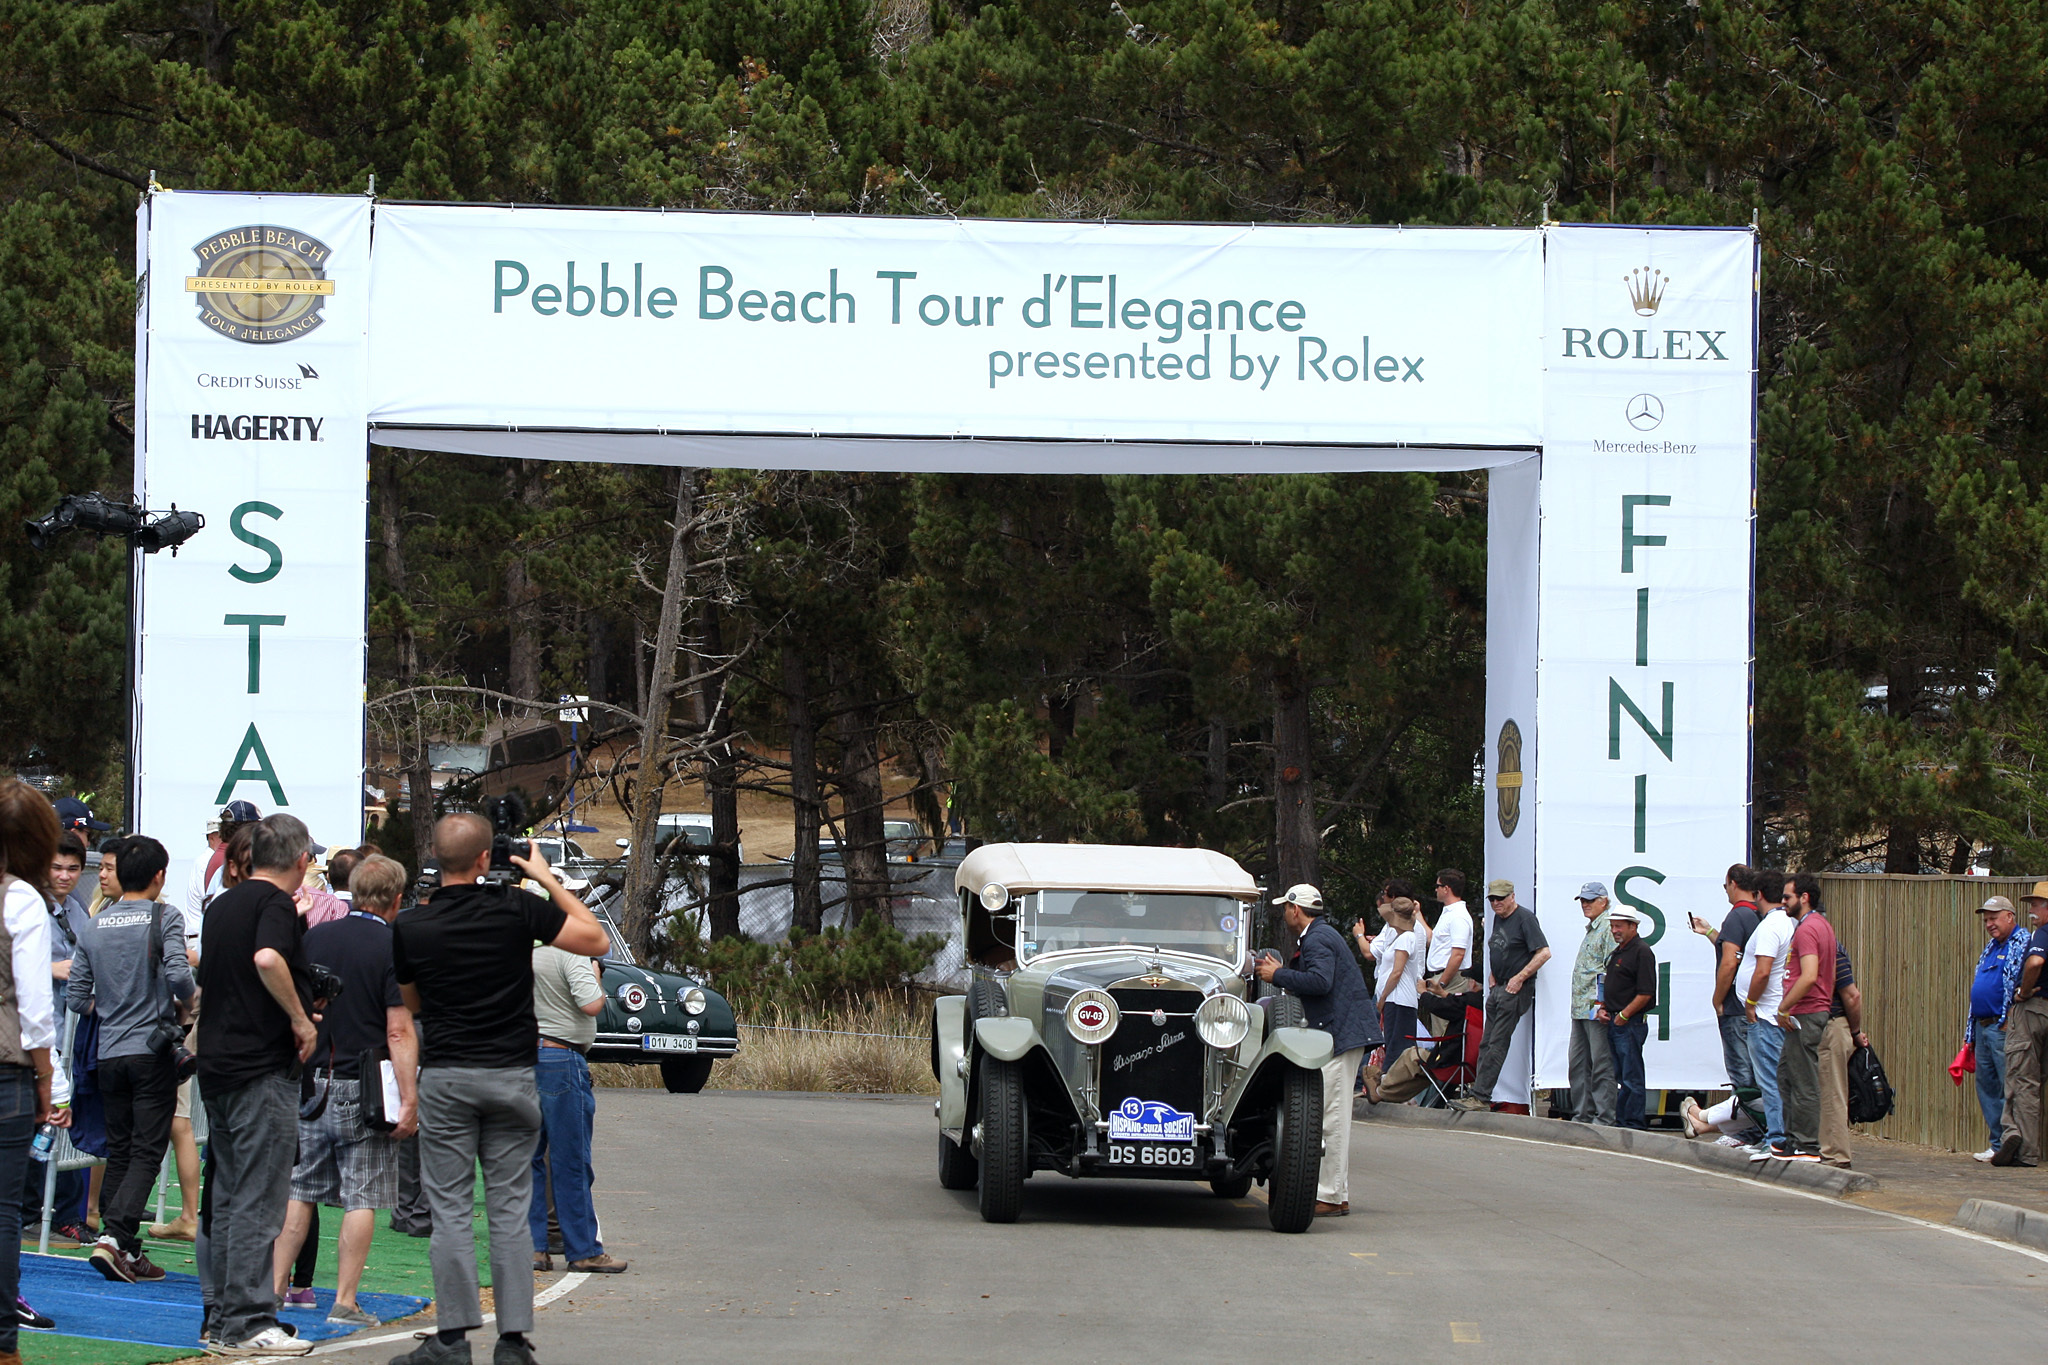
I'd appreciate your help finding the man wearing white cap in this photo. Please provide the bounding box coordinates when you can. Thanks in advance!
[1253,884,1377,1217]
[1600,905,1657,1130]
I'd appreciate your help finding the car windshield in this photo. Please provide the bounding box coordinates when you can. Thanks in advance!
[1019,890,1246,964]
[429,743,488,774]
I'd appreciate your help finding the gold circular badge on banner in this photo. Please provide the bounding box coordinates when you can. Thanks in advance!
[184,225,335,345]
[1495,718,1523,838]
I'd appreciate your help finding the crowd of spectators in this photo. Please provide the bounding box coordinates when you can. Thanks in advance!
[0,788,630,1362]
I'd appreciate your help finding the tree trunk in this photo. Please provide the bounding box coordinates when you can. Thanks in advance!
[1884,659,1922,874]
[1206,715,1230,809]
[622,470,696,960]
[376,453,435,872]
[1272,664,1317,954]
[584,611,609,706]
[505,462,544,706]
[834,664,891,927]
[700,602,742,941]
[785,641,823,935]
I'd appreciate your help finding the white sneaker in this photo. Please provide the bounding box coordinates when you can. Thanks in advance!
[1974,1146,1998,1163]
[217,1325,312,1356]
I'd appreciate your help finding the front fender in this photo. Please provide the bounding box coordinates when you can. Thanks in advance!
[935,995,969,1131]
[972,1015,1044,1062]
[1220,1025,1335,1124]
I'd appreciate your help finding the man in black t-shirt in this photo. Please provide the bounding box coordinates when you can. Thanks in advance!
[389,814,607,1365]
[1460,879,1552,1109]
[1687,863,1766,1141]
[195,814,320,1357]
[268,854,419,1328]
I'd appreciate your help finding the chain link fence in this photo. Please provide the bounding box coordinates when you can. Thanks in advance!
[661,861,967,990]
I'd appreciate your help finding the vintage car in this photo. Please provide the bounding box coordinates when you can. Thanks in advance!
[931,843,1334,1232]
[585,895,741,1093]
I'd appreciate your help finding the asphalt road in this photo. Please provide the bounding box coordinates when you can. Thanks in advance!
[310,1089,2047,1363]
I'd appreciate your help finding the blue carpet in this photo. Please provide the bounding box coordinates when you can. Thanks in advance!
[23,1252,429,1349]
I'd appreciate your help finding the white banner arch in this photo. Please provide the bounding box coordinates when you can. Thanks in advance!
[136,192,1755,1090]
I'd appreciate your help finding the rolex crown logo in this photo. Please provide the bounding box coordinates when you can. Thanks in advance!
[1625,267,1669,317]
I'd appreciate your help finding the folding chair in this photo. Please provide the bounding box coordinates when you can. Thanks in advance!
[1418,1003,1483,1106]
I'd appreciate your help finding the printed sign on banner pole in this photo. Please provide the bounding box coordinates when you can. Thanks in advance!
[136,193,372,902]
[1529,225,1758,1093]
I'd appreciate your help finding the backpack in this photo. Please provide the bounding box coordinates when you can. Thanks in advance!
[1846,1040,1896,1124]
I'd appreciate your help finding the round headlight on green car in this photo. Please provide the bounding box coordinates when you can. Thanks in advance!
[1195,993,1251,1050]
[1064,989,1119,1045]
[681,986,708,1016]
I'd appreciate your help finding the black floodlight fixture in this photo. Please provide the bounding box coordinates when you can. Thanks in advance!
[135,507,206,555]
[24,493,205,555]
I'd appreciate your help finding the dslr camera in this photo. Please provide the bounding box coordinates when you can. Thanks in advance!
[484,794,531,887]
[147,1019,198,1083]
[307,962,346,1010]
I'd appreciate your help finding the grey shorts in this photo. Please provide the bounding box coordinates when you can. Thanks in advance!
[290,1077,400,1211]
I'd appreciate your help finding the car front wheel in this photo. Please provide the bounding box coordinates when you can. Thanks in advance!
[1266,1064,1322,1233]
[939,1129,979,1191]
[660,1056,714,1094]
[976,1057,1027,1223]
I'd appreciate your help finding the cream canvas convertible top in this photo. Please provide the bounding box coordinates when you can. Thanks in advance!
[954,843,1259,901]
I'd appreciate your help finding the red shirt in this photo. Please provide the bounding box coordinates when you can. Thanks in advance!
[1784,911,1838,1015]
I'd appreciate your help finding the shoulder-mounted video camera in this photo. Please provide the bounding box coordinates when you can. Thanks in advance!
[485,794,531,887]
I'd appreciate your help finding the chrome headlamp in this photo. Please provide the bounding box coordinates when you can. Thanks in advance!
[1064,988,1119,1045]
[680,986,708,1016]
[1195,993,1251,1050]
[978,882,1010,912]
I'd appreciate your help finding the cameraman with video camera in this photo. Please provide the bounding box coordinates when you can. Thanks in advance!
[391,805,607,1365]
[66,834,194,1285]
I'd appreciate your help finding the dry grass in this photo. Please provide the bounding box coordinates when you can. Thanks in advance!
[592,998,939,1096]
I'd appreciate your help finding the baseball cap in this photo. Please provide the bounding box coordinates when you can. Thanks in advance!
[1577,880,1609,901]
[219,800,261,824]
[1485,878,1513,900]
[2024,881,2048,904]
[1978,895,2016,915]
[52,797,108,832]
[1271,884,1324,913]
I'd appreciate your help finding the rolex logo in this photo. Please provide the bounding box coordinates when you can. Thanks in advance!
[1625,267,1669,317]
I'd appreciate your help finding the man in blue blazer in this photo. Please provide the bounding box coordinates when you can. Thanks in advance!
[1255,884,1380,1216]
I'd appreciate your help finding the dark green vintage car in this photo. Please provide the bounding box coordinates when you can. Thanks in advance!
[587,898,740,1092]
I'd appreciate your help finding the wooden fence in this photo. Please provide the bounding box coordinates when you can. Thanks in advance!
[1820,874,2044,1153]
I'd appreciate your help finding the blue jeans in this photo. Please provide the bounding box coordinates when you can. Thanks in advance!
[1975,1021,2009,1149]
[0,1066,36,1351]
[1608,1019,1649,1129]
[1718,1011,1755,1092]
[530,1047,601,1264]
[1380,1003,1418,1066]
[1747,1017,1786,1147]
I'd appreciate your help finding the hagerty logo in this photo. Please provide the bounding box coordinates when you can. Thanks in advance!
[1107,1097,1196,1143]
[189,414,325,441]
[1495,718,1523,838]
[185,226,335,345]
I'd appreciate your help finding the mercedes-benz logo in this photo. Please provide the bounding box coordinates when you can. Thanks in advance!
[1626,394,1664,431]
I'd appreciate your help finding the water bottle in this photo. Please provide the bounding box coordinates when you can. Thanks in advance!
[29,1122,55,1163]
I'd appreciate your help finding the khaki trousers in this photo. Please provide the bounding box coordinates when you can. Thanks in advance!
[2001,996,2048,1166]
[1817,1016,1854,1165]
[1319,1048,1365,1205]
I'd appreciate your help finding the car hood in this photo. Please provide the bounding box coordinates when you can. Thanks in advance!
[598,961,738,1036]
[1020,951,1243,1014]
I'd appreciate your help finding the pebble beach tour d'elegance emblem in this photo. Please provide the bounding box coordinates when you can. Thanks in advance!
[1496,719,1523,838]
[185,226,335,344]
